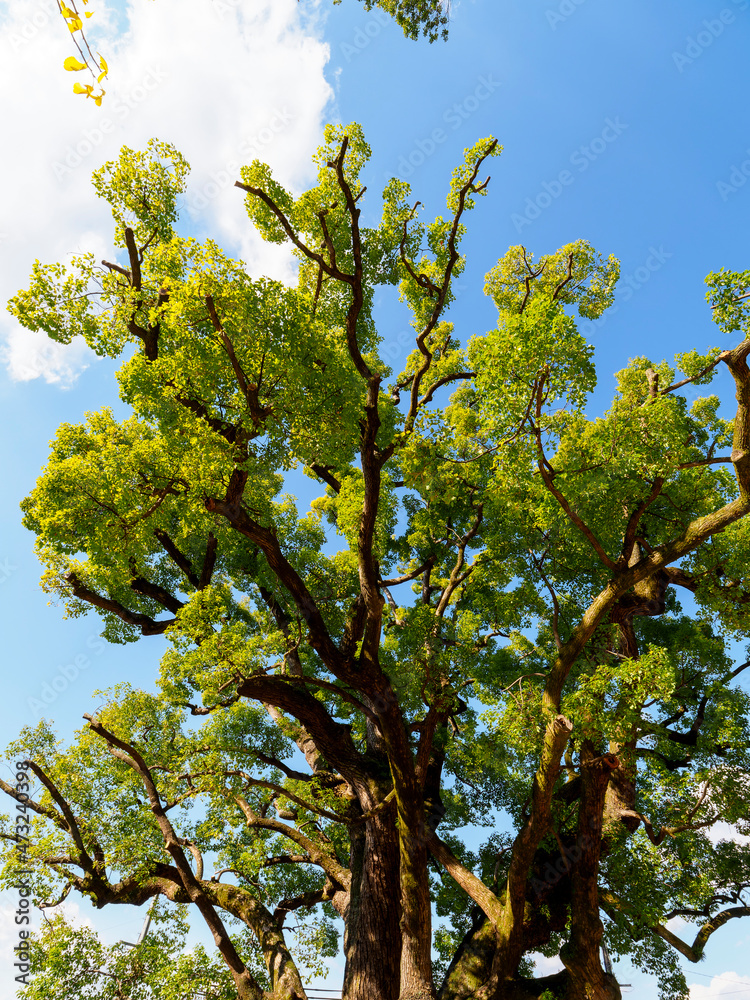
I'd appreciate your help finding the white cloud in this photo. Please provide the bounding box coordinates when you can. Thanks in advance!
[532,952,564,975]
[0,0,334,386]
[665,915,689,934]
[0,894,21,951]
[1,327,93,386]
[0,895,25,1000]
[706,820,750,848]
[51,898,93,928]
[689,971,750,998]
[0,891,101,1000]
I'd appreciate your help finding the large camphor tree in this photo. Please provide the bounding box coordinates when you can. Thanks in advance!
[2,128,750,1000]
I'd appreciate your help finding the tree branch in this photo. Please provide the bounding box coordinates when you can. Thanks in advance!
[64,571,175,635]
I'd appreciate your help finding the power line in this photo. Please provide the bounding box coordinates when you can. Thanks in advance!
[689,990,750,997]
[689,971,750,985]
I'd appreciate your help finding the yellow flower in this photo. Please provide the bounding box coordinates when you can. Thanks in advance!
[63,56,87,71]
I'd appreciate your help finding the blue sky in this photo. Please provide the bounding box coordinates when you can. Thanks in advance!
[1,0,750,996]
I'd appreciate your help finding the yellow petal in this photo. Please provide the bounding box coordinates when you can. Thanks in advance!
[61,4,76,15]
[97,54,108,80]
[85,10,94,16]
[63,56,87,71]
[67,17,83,30]
[93,95,103,106]
[73,82,93,94]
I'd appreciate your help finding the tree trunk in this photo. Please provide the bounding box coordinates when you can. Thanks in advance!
[560,742,620,1000]
[343,807,402,1000]
[397,795,436,1000]
[437,909,496,1000]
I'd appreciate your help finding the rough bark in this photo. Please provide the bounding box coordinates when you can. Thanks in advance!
[438,910,496,1000]
[560,743,620,1000]
[343,806,403,1000]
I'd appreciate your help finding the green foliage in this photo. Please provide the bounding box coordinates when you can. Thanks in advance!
[483,240,619,320]
[336,0,450,41]
[705,266,750,335]
[289,915,340,980]
[18,907,251,1000]
[91,139,189,248]
[4,126,750,999]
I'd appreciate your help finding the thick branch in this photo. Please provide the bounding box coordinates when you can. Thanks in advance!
[84,717,263,1000]
[236,673,369,789]
[235,795,351,890]
[153,529,200,588]
[64,571,174,636]
[205,471,369,692]
[428,833,503,926]
[129,575,185,614]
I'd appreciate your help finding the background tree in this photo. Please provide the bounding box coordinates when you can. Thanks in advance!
[17,905,242,1000]
[1,129,749,1000]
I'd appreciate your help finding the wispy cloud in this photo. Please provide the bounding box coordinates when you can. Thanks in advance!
[689,970,750,998]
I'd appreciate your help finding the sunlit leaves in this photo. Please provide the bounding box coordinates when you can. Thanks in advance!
[92,140,189,248]
[565,645,676,745]
[340,0,451,42]
[58,1,107,102]
[6,126,750,995]
[705,265,750,336]
[8,255,102,349]
[484,240,619,320]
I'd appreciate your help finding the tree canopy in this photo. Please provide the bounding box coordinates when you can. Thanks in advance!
[2,128,750,1000]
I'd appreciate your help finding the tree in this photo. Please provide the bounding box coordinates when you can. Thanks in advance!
[1,127,750,1000]
[16,905,242,1000]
